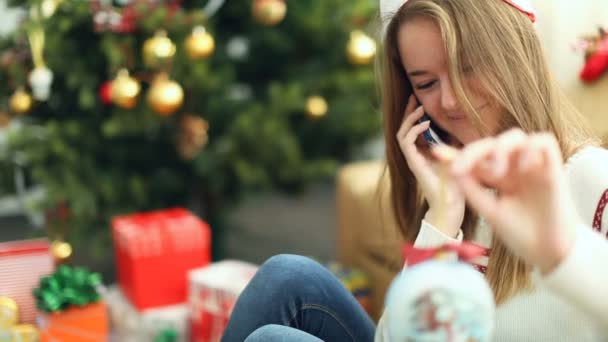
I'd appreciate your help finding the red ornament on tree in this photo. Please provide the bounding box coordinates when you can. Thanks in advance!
[576,27,608,83]
[90,0,137,33]
[99,81,113,105]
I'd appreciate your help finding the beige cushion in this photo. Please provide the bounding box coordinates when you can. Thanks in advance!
[336,160,403,321]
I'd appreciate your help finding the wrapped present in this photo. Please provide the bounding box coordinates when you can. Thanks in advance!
[105,285,189,342]
[112,207,211,311]
[384,243,495,342]
[34,265,109,342]
[38,302,108,342]
[326,262,372,314]
[0,296,40,342]
[0,239,54,324]
[188,260,258,342]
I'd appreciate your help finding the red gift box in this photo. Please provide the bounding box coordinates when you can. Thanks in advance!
[189,260,258,342]
[0,239,54,324]
[112,208,211,311]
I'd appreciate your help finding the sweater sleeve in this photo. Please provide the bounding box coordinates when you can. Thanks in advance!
[542,146,608,326]
[543,226,608,326]
[413,219,464,248]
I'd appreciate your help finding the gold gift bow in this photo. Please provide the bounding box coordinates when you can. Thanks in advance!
[0,297,39,342]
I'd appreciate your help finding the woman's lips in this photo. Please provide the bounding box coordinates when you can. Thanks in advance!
[447,114,467,120]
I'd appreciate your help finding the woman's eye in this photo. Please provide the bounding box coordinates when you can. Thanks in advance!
[416,81,435,90]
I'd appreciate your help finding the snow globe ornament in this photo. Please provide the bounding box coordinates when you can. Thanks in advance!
[384,243,495,342]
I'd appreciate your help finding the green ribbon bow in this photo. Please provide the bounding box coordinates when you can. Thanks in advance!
[153,328,178,342]
[33,264,103,313]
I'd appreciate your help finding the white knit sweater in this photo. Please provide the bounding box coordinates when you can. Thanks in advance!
[375,146,608,341]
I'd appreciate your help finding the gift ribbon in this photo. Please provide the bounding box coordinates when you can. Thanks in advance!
[403,242,488,267]
[33,265,103,312]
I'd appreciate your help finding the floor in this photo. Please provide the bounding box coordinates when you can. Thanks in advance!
[0,181,338,276]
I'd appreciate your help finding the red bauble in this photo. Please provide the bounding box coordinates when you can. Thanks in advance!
[580,52,608,83]
[117,6,137,33]
[99,81,113,105]
[578,28,608,83]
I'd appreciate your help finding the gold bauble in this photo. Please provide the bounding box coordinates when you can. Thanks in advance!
[9,89,33,115]
[252,0,287,26]
[111,69,141,109]
[346,30,377,66]
[143,30,176,68]
[305,95,328,119]
[11,324,39,342]
[185,26,215,60]
[0,296,18,329]
[0,112,11,127]
[51,240,72,262]
[147,74,184,116]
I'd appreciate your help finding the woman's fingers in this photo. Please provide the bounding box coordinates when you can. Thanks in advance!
[529,133,563,169]
[456,172,499,222]
[397,104,425,140]
[401,121,431,171]
[405,94,418,119]
[451,137,496,176]
[492,129,528,178]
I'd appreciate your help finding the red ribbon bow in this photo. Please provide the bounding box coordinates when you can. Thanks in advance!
[403,242,489,267]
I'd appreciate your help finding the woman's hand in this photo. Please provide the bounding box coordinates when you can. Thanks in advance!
[435,129,581,273]
[397,95,466,238]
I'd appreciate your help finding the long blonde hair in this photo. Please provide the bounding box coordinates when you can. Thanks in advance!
[379,0,599,304]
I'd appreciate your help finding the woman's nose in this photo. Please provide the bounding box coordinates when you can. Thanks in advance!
[440,81,459,112]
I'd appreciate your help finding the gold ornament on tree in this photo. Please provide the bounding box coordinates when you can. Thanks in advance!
[252,0,287,26]
[305,95,328,119]
[10,88,33,115]
[111,69,141,109]
[143,30,176,68]
[51,240,73,263]
[46,203,72,265]
[185,26,215,60]
[346,30,377,66]
[177,114,209,160]
[147,73,184,116]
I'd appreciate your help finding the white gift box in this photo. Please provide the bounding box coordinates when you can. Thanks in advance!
[188,260,258,342]
[105,285,189,342]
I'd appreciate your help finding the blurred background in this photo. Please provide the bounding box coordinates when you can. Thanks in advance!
[0,0,383,270]
[0,0,608,334]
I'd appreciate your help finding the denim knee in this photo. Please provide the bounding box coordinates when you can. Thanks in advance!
[244,324,323,342]
[262,254,321,272]
[257,254,327,291]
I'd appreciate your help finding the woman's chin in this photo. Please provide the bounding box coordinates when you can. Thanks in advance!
[445,134,464,148]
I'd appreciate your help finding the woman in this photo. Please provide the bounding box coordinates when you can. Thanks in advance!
[222,0,608,341]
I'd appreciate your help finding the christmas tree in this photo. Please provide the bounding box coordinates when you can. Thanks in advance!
[0,0,380,263]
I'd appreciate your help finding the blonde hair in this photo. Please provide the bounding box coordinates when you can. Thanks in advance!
[379,0,599,304]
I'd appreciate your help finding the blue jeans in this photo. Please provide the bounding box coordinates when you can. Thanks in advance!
[221,255,376,342]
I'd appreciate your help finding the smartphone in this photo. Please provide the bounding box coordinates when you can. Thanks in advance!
[417,113,450,145]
